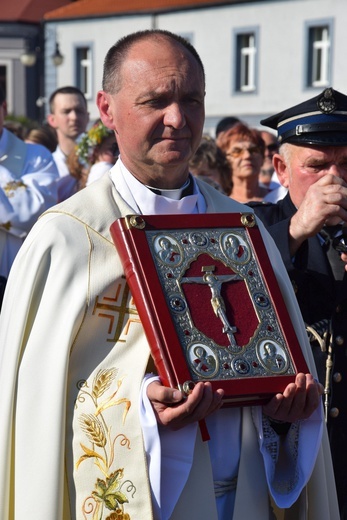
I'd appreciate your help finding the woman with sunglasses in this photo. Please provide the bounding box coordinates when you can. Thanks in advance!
[216,122,269,203]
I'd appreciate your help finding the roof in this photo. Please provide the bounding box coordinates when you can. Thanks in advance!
[1,0,71,24]
[44,0,249,21]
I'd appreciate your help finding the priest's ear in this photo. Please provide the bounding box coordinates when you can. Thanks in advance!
[96,91,116,131]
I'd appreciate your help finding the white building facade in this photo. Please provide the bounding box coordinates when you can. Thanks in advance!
[44,0,347,134]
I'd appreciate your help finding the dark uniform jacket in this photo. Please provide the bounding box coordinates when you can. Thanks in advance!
[249,192,347,517]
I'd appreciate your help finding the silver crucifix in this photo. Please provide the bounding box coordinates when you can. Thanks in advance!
[181,265,242,348]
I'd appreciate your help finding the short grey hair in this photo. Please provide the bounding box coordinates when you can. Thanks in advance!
[102,29,205,94]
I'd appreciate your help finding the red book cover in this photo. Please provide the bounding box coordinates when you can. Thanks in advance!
[110,213,308,407]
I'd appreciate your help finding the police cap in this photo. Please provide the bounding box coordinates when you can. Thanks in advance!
[260,87,347,146]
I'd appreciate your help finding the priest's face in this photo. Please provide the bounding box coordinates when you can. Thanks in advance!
[97,36,205,189]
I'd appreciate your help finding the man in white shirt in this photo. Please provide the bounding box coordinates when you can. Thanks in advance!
[47,86,89,201]
[0,31,338,519]
[0,85,58,308]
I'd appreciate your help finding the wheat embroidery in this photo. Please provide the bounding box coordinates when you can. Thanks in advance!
[76,368,134,519]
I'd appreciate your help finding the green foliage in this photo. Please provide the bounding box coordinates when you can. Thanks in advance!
[5,113,37,130]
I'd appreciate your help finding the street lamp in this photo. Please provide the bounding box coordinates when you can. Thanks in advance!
[20,36,65,123]
[20,41,64,68]
[20,49,37,67]
[51,42,64,67]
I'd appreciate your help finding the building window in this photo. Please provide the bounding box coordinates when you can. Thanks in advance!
[76,47,92,99]
[306,22,333,88]
[235,31,258,93]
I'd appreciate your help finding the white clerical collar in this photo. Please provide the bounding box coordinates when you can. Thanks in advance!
[109,158,206,215]
[145,176,192,200]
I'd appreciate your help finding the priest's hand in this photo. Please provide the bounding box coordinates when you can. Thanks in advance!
[262,373,324,423]
[146,380,224,430]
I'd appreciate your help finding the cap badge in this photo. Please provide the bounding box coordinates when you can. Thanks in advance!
[317,88,336,114]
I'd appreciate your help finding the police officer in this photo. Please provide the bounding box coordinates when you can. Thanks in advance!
[249,87,347,518]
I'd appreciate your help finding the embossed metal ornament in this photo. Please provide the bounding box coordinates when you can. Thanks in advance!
[128,215,146,229]
[146,219,296,386]
[317,88,337,114]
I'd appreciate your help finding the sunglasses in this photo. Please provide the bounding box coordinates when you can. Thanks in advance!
[227,146,262,158]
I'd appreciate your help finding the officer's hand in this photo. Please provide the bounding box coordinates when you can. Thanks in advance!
[289,174,347,254]
[262,373,324,423]
[147,380,224,430]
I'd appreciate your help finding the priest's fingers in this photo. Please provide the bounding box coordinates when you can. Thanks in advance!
[263,373,323,423]
[146,379,185,405]
[293,373,324,419]
[147,380,224,430]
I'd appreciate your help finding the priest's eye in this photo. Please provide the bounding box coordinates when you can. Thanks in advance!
[143,98,166,108]
[183,96,202,106]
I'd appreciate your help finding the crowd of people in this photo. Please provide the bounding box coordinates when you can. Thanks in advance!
[0,28,346,520]
[0,85,120,309]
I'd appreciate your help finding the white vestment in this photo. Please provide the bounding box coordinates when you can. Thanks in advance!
[0,128,59,277]
[0,159,339,519]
